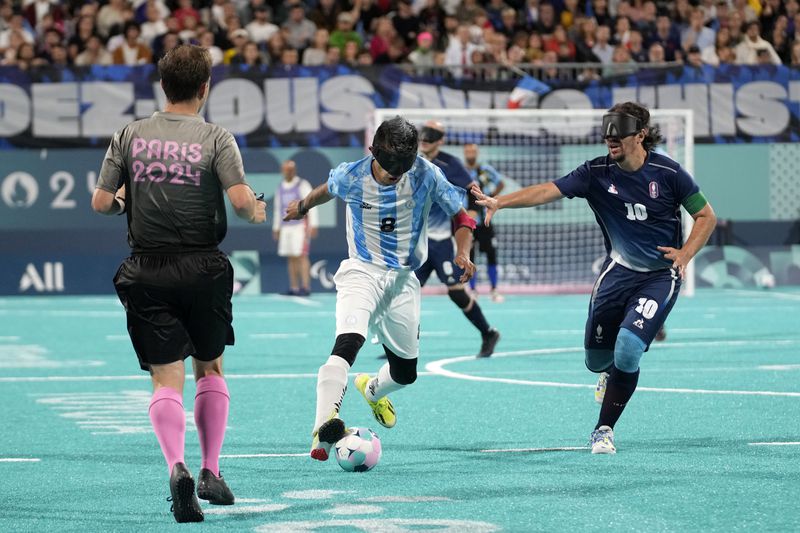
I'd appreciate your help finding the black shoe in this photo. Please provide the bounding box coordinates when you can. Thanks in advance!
[197,468,235,506]
[478,328,500,358]
[168,463,204,523]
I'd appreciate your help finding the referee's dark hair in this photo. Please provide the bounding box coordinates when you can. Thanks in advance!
[373,116,418,156]
[158,44,212,104]
[608,101,663,152]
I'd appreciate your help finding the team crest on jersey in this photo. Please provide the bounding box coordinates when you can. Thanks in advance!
[607,184,618,195]
[405,200,413,209]
[361,202,373,210]
[649,181,659,198]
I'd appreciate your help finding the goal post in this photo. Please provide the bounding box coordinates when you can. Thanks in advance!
[368,108,695,296]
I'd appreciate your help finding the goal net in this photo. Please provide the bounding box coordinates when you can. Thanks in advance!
[368,108,695,295]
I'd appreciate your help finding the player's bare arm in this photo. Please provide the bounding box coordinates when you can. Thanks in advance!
[284,182,333,221]
[471,182,563,226]
[91,184,126,216]
[657,203,717,279]
[228,183,267,224]
[492,180,505,196]
[452,208,477,283]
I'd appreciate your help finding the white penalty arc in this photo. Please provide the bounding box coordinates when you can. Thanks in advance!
[426,346,800,398]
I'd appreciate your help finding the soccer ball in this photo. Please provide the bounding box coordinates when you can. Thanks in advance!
[334,427,382,472]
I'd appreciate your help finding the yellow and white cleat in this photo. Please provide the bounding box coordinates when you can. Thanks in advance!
[590,425,616,454]
[354,373,396,428]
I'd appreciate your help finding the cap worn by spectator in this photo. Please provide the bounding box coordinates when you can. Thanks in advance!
[417,31,433,45]
[338,12,353,24]
[688,44,700,54]
[232,28,249,39]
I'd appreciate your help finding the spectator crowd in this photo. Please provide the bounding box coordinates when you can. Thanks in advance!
[1,0,798,75]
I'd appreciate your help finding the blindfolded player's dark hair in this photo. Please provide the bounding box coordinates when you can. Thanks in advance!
[607,102,663,152]
[372,116,418,157]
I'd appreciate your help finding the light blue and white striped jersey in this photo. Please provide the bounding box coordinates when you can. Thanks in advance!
[327,155,466,271]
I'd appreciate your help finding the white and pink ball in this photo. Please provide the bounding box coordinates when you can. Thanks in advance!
[334,427,382,472]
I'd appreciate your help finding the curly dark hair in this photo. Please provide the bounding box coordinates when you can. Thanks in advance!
[158,44,212,104]
[372,116,418,156]
[608,101,663,152]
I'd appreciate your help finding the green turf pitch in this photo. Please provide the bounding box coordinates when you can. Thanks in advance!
[0,289,798,532]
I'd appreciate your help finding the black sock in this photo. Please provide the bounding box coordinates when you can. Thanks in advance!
[596,365,639,430]
[464,303,491,336]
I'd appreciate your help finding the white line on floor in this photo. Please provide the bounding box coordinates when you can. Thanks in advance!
[426,349,800,398]
[748,442,800,446]
[220,453,307,458]
[481,447,587,453]
[0,458,40,462]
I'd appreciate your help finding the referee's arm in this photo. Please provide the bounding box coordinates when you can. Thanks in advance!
[92,184,126,216]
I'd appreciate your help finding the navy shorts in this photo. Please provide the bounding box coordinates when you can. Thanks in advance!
[585,257,681,351]
[415,237,464,287]
[113,251,235,371]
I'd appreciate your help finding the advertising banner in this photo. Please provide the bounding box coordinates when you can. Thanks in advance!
[1,64,799,148]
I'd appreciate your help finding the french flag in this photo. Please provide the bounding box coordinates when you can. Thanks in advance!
[507,75,551,109]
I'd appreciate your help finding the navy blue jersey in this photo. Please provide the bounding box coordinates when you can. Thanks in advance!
[554,151,700,272]
[427,150,473,240]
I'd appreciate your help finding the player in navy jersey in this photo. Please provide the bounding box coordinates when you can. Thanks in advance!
[463,143,506,302]
[92,45,267,522]
[416,121,501,358]
[282,116,477,463]
[473,102,716,454]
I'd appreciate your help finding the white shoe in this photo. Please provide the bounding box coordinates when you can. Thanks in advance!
[590,425,616,454]
[594,372,609,404]
[370,334,380,345]
[490,290,505,303]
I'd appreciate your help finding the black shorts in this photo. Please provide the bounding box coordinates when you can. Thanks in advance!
[415,237,464,287]
[473,224,495,253]
[113,251,235,371]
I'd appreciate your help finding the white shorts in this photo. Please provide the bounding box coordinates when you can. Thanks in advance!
[277,224,309,257]
[333,259,420,359]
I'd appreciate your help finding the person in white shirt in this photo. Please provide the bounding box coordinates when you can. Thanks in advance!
[444,24,481,75]
[592,24,614,64]
[273,160,318,296]
[735,20,781,64]
[245,5,278,44]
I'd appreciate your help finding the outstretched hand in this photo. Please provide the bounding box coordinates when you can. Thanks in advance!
[657,245,690,279]
[454,253,476,283]
[471,184,498,226]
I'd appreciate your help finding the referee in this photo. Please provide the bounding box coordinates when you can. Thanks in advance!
[92,45,266,522]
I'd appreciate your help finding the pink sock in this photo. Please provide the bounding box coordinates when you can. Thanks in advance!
[194,375,230,476]
[148,387,185,474]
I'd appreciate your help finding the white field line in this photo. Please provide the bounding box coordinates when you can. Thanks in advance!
[426,345,800,398]
[481,447,587,453]
[0,458,41,462]
[748,442,800,446]
[220,453,307,458]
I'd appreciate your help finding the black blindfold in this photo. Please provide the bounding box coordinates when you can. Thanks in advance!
[419,126,445,143]
[601,112,642,139]
[371,146,416,177]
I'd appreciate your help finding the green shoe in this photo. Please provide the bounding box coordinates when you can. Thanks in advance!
[354,373,396,428]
